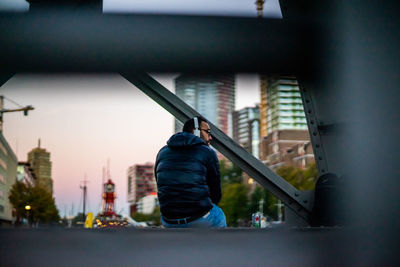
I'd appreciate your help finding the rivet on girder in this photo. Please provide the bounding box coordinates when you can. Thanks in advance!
[299,82,329,177]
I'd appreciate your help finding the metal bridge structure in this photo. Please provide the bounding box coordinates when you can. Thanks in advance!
[0,1,399,265]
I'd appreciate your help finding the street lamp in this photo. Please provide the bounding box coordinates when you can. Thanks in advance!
[25,205,31,226]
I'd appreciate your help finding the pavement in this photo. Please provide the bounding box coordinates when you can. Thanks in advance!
[1,227,399,266]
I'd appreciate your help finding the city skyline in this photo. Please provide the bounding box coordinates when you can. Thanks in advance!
[0,73,259,217]
[0,0,275,220]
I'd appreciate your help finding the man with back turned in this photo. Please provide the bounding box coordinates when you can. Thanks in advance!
[155,116,226,228]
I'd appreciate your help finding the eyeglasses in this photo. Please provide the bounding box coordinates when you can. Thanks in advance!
[200,128,211,135]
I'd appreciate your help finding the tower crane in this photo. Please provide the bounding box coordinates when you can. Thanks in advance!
[255,0,265,18]
[0,96,34,132]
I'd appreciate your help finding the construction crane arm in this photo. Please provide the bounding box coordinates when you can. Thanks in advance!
[0,105,34,116]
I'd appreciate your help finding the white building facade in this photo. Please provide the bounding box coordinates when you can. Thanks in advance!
[127,163,156,215]
[136,193,158,214]
[0,133,17,225]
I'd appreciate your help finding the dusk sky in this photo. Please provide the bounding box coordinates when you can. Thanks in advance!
[1,74,259,217]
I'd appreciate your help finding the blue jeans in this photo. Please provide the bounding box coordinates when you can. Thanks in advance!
[161,204,227,228]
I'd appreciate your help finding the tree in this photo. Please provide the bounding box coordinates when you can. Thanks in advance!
[8,181,30,225]
[132,206,161,226]
[265,163,319,221]
[219,159,243,186]
[263,191,279,220]
[248,185,278,220]
[276,163,318,190]
[9,181,60,226]
[29,185,60,224]
[248,185,264,215]
[219,183,249,226]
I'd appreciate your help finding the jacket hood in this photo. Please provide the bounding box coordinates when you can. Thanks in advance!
[167,132,205,148]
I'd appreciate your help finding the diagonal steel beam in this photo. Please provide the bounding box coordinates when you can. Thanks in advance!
[122,72,314,223]
[0,72,14,88]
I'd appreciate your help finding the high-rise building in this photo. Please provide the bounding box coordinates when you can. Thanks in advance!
[0,133,17,225]
[174,74,235,134]
[260,77,269,138]
[260,130,315,170]
[127,163,156,215]
[231,105,260,158]
[259,76,314,169]
[260,76,307,135]
[27,139,53,195]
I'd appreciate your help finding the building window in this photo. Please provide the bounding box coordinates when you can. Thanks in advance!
[0,158,6,170]
[128,176,132,194]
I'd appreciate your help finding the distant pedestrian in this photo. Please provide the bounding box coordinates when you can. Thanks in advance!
[155,116,226,228]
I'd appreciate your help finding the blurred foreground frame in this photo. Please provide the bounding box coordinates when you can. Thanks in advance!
[1,0,399,229]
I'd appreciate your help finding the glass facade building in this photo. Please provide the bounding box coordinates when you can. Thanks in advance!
[259,76,314,169]
[232,105,260,158]
[174,75,235,134]
[260,76,307,136]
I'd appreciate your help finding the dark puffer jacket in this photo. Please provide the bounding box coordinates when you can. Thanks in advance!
[155,132,221,219]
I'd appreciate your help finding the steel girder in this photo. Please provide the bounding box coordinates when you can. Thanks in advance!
[0,10,317,224]
[280,0,400,230]
[123,73,313,222]
[1,1,398,229]
[0,12,315,74]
